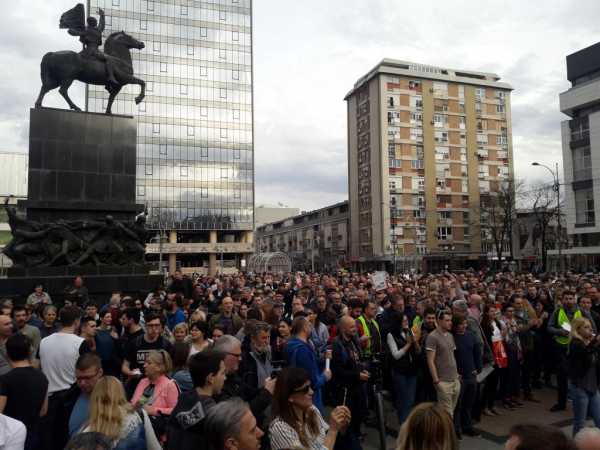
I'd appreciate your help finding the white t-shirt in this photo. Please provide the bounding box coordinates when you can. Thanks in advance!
[39,332,84,394]
[0,414,26,450]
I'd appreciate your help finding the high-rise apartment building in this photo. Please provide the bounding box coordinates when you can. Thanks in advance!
[560,42,600,269]
[345,59,513,271]
[86,0,254,275]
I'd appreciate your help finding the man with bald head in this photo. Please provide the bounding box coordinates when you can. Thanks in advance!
[332,315,369,450]
[0,315,13,375]
[467,293,482,322]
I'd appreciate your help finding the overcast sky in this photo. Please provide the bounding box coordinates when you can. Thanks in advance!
[2,1,600,212]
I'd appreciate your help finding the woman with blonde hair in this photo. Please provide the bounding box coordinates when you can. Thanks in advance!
[83,376,161,450]
[131,350,179,417]
[568,316,600,436]
[396,402,458,450]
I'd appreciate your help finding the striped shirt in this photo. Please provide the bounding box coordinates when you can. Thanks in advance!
[269,406,329,450]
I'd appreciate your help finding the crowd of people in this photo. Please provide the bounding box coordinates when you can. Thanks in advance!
[1,269,600,449]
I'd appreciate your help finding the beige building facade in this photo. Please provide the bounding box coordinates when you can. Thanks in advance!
[255,201,349,271]
[346,60,513,271]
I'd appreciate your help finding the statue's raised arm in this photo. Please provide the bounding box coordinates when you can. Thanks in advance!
[97,8,105,33]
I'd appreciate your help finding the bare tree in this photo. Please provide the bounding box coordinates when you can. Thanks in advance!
[527,182,559,272]
[475,178,524,269]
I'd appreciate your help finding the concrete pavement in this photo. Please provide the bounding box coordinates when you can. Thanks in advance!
[362,387,580,450]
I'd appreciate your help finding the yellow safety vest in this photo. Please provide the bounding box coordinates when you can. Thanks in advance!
[357,315,380,355]
[555,308,582,346]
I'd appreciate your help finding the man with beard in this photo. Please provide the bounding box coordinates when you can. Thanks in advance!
[213,335,275,433]
[240,322,273,394]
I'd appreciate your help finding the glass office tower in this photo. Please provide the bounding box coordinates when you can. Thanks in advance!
[87,0,254,274]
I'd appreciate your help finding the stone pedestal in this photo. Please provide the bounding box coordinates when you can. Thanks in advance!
[0,108,159,303]
[20,107,142,221]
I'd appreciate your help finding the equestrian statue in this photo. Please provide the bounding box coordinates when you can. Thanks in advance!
[34,3,146,114]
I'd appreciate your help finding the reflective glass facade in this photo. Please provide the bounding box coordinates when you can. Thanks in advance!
[87,0,253,232]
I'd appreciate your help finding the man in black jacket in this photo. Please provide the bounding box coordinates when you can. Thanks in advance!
[167,350,225,450]
[213,336,275,430]
[332,315,369,450]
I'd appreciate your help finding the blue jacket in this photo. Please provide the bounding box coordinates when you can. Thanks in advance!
[166,308,186,331]
[285,337,327,411]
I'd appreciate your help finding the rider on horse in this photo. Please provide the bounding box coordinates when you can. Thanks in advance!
[66,7,118,86]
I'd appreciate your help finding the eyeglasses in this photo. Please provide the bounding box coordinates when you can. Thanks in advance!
[76,369,101,382]
[293,384,311,394]
[226,352,242,359]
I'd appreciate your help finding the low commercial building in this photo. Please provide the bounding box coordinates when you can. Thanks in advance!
[255,201,349,272]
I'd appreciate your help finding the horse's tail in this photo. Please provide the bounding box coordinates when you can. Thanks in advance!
[40,52,55,87]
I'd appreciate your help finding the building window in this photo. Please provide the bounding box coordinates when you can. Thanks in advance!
[496,104,505,113]
[233,149,241,159]
[220,128,227,139]
[137,185,145,196]
[187,45,194,55]
[200,27,208,38]
[146,81,153,92]
[434,131,448,143]
[573,146,592,181]
[138,102,146,112]
[388,111,400,125]
[476,133,488,144]
[475,88,485,100]
[112,0,120,6]
[200,67,208,77]
[180,84,188,95]
[459,116,466,129]
[140,20,147,30]
[433,114,448,127]
[219,10,227,20]
[159,144,167,155]
[152,123,160,134]
[437,226,452,240]
[234,190,241,199]
[232,31,239,41]
[220,168,228,179]
[411,159,424,169]
[200,147,208,158]
[233,109,240,120]
[180,5,188,15]
[219,49,227,59]
[145,165,153,175]
[180,166,188,176]
[387,96,395,108]
[187,126,194,136]
[411,112,422,123]
[576,188,595,225]
[201,188,208,198]
[200,107,208,117]
[160,63,167,72]
[220,88,227,98]
[153,41,160,52]
[496,135,507,145]
[409,80,421,90]
[147,1,154,11]
[232,70,240,80]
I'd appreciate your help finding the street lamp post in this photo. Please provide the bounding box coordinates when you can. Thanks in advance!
[532,162,563,272]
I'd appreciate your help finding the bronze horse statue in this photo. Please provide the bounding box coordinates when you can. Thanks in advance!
[34,31,145,114]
